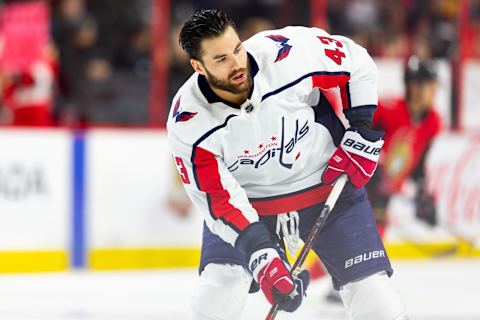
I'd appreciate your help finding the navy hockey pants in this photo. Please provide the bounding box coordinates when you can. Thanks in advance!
[198,185,392,290]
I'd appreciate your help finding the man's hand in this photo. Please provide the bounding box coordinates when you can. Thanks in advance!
[322,127,384,188]
[249,248,309,312]
[277,269,309,312]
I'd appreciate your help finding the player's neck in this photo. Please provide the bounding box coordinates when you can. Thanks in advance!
[211,87,248,106]
[408,100,429,121]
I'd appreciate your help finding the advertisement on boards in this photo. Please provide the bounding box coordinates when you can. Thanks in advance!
[0,129,70,250]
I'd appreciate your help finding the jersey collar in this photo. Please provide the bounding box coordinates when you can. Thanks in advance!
[198,52,259,109]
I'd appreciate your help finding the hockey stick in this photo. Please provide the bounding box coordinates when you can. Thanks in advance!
[265,174,348,320]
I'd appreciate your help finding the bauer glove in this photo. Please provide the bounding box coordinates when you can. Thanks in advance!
[249,247,310,312]
[322,127,384,188]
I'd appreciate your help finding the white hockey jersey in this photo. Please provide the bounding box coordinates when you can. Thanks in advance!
[167,26,378,246]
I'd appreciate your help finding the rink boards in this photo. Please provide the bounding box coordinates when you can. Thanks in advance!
[0,128,479,273]
[0,58,479,272]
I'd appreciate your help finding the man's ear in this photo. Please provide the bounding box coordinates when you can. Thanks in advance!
[190,59,205,75]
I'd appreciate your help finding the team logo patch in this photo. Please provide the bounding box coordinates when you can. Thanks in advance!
[266,35,292,62]
[227,117,309,171]
[172,96,197,123]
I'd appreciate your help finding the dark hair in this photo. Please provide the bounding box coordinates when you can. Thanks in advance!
[179,9,236,60]
[404,56,437,84]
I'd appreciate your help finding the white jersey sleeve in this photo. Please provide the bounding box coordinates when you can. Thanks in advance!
[244,26,378,123]
[167,96,259,247]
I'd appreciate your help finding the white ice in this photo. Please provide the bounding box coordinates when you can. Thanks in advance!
[0,259,479,320]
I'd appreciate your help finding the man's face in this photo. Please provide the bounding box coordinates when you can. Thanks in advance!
[191,26,252,95]
[407,79,437,113]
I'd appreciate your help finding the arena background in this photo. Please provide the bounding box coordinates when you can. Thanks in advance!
[0,1,479,319]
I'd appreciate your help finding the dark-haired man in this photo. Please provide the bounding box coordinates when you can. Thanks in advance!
[367,56,442,234]
[167,9,408,320]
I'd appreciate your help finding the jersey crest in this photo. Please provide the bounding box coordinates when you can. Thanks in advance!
[266,35,292,62]
[172,96,197,123]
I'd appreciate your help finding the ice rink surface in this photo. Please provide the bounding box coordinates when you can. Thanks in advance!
[0,259,479,320]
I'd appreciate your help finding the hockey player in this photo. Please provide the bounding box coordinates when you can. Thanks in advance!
[167,9,408,320]
[367,56,442,233]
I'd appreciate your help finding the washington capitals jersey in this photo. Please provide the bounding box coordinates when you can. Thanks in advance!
[167,26,378,246]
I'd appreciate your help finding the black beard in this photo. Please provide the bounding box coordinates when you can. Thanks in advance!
[205,65,252,95]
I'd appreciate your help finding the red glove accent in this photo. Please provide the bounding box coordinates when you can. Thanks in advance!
[249,248,294,305]
[322,128,384,188]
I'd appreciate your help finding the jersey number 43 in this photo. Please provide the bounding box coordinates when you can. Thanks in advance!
[318,36,345,65]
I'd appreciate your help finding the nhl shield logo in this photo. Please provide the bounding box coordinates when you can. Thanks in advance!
[245,104,254,113]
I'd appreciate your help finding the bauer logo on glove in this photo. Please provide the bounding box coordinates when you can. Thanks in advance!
[322,127,384,189]
[343,138,382,156]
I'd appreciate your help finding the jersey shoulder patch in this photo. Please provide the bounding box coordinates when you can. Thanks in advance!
[265,34,292,62]
[172,96,198,123]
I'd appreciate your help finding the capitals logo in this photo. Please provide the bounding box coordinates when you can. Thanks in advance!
[227,117,309,171]
[172,96,197,123]
[266,35,292,62]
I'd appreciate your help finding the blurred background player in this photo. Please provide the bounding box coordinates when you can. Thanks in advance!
[366,55,442,237]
